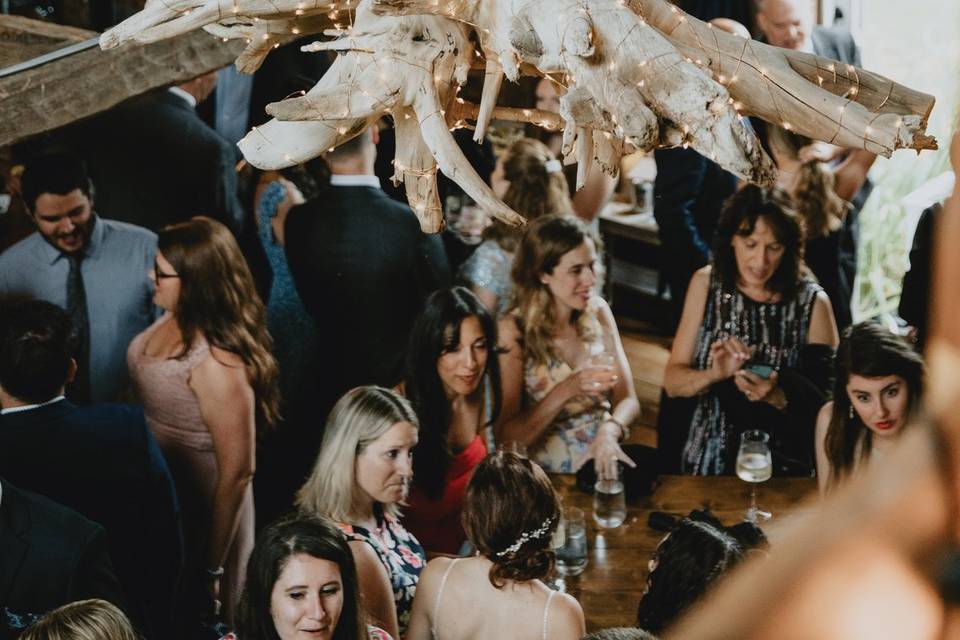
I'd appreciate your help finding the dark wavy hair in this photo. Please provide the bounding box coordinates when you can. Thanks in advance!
[236,514,364,640]
[462,451,560,588]
[824,322,924,490]
[158,216,280,427]
[713,185,804,299]
[636,514,759,634]
[404,286,502,500]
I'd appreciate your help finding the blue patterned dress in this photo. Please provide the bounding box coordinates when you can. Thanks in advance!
[681,273,823,475]
[336,511,425,635]
[256,181,319,412]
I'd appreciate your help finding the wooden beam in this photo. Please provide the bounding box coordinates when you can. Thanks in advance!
[0,29,244,147]
[0,15,95,67]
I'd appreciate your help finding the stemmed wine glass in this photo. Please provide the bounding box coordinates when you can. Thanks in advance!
[736,430,772,523]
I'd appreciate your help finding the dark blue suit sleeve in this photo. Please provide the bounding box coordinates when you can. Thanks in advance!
[72,525,129,614]
[653,147,713,267]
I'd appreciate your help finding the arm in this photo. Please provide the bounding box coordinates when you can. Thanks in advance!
[808,292,840,348]
[189,347,255,584]
[832,149,876,204]
[547,592,587,640]
[73,524,129,614]
[404,557,448,640]
[349,539,400,639]
[663,268,744,397]
[814,402,834,494]
[493,317,616,447]
[590,299,642,478]
[571,167,618,222]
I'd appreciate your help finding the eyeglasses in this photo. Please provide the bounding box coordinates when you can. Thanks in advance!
[154,261,180,280]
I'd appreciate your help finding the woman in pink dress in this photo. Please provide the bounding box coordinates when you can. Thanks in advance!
[128,216,279,627]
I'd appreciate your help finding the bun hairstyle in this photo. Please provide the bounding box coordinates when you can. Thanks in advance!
[462,451,561,587]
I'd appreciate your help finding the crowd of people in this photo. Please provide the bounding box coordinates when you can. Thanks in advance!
[0,0,946,637]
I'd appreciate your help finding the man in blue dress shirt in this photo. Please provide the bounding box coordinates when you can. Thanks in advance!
[0,152,157,404]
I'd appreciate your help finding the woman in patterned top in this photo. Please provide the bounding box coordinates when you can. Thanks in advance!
[236,514,392,640]
[663,185,839,476]
[297,386,425,639]
[496,215,640,480]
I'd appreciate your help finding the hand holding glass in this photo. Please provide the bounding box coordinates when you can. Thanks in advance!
[736,430,772,523]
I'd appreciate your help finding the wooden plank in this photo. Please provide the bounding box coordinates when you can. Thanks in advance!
[0,15,94,67]
[0,30,245,147]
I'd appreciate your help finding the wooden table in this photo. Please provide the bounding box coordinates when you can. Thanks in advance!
[550,474,817,631]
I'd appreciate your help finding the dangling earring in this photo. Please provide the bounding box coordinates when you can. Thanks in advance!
[848,405,855,420]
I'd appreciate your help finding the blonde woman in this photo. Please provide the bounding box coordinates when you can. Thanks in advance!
[297,386,425,639]
[21,600,138,640]
[496,215,640,480]
[127,216,280,625]
[459,137,573,315]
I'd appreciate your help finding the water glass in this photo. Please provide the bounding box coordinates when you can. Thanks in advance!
[593,464,626,528]
[736,429,772,523]
[554,506,588,576]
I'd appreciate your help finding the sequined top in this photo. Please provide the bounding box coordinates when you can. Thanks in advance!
[458,240,513,315]
[681,273,822,475]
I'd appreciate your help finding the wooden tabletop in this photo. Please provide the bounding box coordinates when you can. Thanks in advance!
[550,474,817,631]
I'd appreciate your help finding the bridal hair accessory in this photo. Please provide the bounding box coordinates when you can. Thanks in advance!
[494,516,555,557]
[544,159,563,174]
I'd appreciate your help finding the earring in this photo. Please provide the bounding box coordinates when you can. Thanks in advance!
[848,405,854,420]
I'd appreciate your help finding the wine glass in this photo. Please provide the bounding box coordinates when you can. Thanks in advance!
[736,430,772,523]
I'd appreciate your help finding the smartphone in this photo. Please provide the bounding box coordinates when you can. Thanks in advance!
[744,363,775,379]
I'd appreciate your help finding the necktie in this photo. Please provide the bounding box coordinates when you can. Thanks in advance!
[66,253,92,404]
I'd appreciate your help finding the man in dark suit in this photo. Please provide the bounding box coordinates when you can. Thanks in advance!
[0,478,126,639]
[0,299,181,638]
[285,127,452,412]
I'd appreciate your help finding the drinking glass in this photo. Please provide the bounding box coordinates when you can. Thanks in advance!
[593,463,626,528]
[554,506,588,576]
[736,430,772,523]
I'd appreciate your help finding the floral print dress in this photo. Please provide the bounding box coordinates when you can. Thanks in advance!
[524,351,611,474]
[336,511,425,634]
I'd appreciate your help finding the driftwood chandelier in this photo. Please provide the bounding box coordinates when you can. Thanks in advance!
[101,0,937,233]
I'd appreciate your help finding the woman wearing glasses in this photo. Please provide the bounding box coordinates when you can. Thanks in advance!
[128,216,280,628]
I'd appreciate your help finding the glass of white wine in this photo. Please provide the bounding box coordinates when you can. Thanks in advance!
[736,430,772,523]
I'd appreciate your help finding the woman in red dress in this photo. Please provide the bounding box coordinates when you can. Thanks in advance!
[402,287,502,555]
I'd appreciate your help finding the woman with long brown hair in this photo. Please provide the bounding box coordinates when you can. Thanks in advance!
[459,137,573,315]
[128,216,279,626]
[814,322,924,493]
[496,215,639,480]
[769,125,854,330]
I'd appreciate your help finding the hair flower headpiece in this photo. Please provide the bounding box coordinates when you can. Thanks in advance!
[544,159,563,174]
[494,516,555,558]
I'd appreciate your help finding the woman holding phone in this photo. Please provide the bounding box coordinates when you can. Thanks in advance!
[662,186,839,477]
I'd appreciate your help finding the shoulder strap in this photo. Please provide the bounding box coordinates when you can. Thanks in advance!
[542,589,557,640]
[431,558,460,639]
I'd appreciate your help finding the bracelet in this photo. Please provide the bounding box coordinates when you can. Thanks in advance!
[604,415,630,442]
[205,566,225,577]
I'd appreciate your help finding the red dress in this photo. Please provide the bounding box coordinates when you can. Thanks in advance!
[404,435,487,554]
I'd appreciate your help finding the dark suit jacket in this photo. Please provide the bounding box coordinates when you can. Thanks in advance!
[0,479,126,639]
[0,401,181,638]
[60,89,244,233]
[285,184,451,412]
[653,147,738,327]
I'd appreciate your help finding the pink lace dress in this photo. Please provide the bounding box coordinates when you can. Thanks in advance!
[127,313,254,623]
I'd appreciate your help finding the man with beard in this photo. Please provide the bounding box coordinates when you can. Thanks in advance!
[0,153,157,404]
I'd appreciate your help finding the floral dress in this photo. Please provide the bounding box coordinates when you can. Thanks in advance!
[336,511,425,634]
[523,346,611,474]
